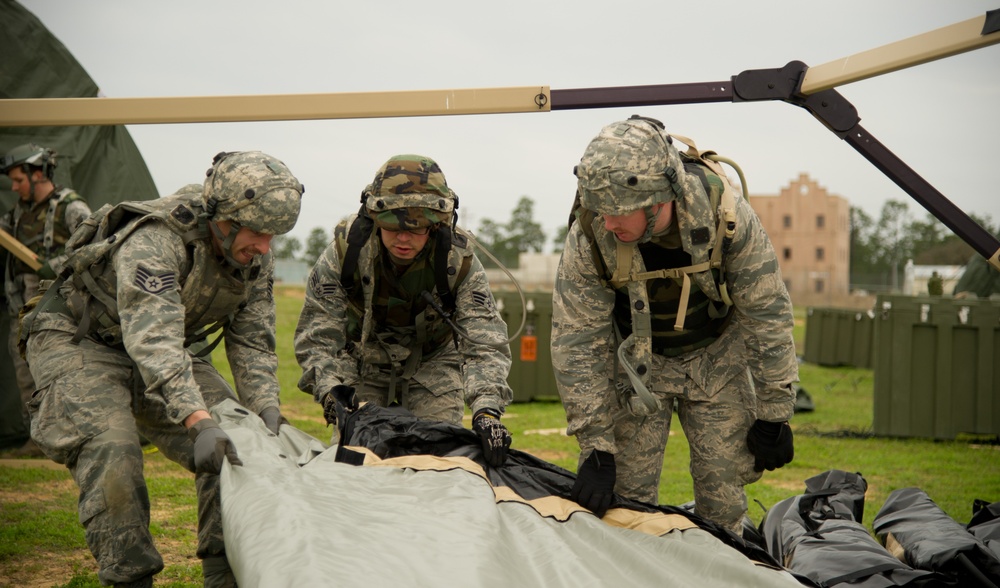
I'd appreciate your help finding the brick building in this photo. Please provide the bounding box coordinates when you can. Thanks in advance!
[748,173,851,306]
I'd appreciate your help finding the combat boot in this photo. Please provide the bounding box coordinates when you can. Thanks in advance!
[203,554,237,588]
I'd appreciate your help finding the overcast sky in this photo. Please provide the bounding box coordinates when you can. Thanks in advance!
[16,0,1000,249]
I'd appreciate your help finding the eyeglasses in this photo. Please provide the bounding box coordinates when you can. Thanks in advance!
[382,226,431,236]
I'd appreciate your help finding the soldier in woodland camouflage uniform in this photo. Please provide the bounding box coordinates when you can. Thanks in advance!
[551,117,797,535]
[21,151,303,588]
[1,144,91,455]
[295,154,514,467]
[953,247,1000,299]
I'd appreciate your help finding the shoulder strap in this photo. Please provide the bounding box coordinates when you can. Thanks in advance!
[339,207,374,294]
[569,195,612,287]
[432,225,458,313]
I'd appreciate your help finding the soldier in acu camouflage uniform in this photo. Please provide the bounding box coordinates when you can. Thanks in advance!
[295,154,514,467]
[1,143,91,456]
[21,151,303,588]
[551,116,797,535]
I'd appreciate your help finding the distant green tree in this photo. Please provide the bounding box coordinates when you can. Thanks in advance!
[551,224,569,254]
[476,196,545,268]
[271,234,302,260]
[875,200,914,290]
[849,206,879,287]
[304,227,330,266]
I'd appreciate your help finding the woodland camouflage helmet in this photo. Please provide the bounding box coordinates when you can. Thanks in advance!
[203,151,304,235]
[364,154,456,231]
[574,115,685,217]
[1,143,57,179]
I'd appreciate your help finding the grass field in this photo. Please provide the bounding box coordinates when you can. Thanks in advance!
[1,286,997,587]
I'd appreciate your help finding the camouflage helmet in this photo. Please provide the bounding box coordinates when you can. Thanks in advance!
[364,154,456,231]
[1,143,57,179]
[574,116,685,216]
[203,151,304,235]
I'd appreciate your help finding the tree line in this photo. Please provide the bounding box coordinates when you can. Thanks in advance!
[272,196,997,293]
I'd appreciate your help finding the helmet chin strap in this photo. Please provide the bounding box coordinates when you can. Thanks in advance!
[209,220,249,268]
[639,205,659,243]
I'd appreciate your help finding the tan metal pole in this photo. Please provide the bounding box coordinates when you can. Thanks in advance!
[0,228,41,271]
[801,14,1000,95]
[0,86,551,127]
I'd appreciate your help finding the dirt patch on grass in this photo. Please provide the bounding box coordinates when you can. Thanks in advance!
[2,550,98,588]
[0,457,64,471]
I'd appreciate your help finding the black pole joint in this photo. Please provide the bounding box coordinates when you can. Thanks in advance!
[732,61,859,136]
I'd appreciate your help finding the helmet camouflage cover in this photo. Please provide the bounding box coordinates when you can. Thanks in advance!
[204,151,303,235]
[1,143,57,177]
[365,154,456,231]
[575,117,685,216]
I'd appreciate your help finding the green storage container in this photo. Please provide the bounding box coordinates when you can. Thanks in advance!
[873,294,1000,439]
[496,290,559,403]
[804,307,875,369]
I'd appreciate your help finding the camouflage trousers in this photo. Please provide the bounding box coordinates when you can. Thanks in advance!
[7,315,34,431]
[6,272,39,432]
[356,356,465,426]
[25,328,236,586]
[595,325,762,535]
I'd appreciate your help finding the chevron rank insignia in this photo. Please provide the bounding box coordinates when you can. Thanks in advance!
[472,291,494,310]
[135,266,176,295]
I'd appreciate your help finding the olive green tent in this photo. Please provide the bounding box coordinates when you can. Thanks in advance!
[0,0,159,448]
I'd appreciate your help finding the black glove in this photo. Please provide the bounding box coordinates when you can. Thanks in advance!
[746,419,794,472]
[321,384,358,427]
[571,449,616,518]
[259,406,286,436]
[188,419,243,475]
[37,260,56,280]
[472,408,512,467]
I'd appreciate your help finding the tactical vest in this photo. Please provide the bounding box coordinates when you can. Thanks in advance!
[40,186,261,353]
[571,137,742,414]
[333,213,473,392]
[4,188,84,312]
[8,187,82,266]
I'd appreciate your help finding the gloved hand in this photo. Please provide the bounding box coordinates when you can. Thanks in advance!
[188,418,243,475]
[746,419,794,472]
[259,406,287,436]
[472,408,512,467]
[571,449,616,518]
[321,384,358,427]
[36,260,56,280]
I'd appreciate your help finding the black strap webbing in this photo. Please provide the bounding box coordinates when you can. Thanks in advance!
[341,209,374,294]
[433,225,456,313]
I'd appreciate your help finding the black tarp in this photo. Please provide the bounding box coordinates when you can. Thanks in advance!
[759,470,956,587]
[0,0,159,448]
[873,488,1000,587]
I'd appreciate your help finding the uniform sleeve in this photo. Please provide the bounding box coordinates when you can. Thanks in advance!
[550,223,619,453]
[47,199,93,276]
[224,253,281,415]
[724,196,798,421]
[114,224,205,424]
[452,254,513,415]
[294,242,359,402]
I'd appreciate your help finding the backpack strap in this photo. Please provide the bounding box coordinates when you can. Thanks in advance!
[571,202,611,287]
[339,206,374,295]
[432,224,460,314]
[42,188,79,252]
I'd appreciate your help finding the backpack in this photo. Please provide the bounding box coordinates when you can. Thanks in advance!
[21,187,213,350]
[567,134,745,331]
